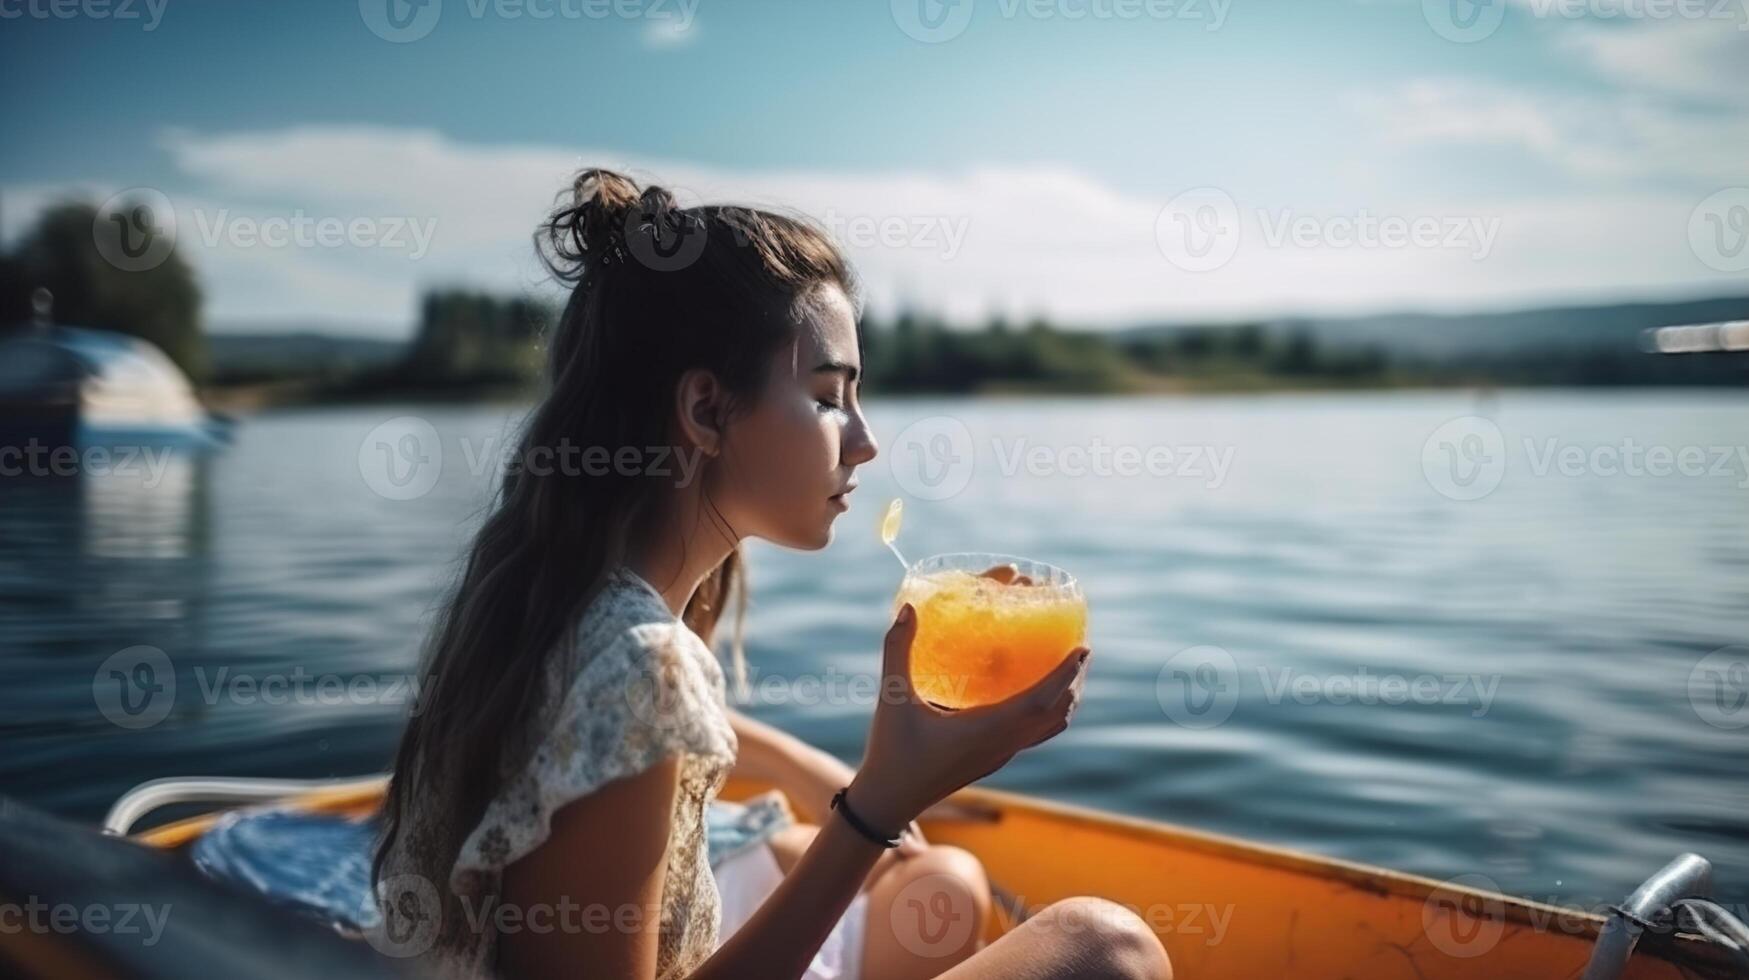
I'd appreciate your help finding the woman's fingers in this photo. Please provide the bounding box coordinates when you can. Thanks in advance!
[883,603,919,689]
[977,564,1035,586]
[978,564,1019,584]
[967,647,1090,735]
[1023,647,1090,709]
[897,820,928,856]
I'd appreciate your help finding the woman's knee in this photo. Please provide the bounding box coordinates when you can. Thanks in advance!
[874,844,992,921]
[1029,897,1172,980]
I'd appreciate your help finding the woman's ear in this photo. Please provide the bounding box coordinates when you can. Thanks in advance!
[674,368,724,457]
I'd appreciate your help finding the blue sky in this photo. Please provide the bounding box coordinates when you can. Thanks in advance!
[2,0,1745,335]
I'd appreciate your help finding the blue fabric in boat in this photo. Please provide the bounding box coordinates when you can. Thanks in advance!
[189,794,794,934]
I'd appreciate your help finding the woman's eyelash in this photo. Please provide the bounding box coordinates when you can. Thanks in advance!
[816,397,847,413]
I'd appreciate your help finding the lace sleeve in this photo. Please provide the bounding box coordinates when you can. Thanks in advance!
[449,619,738,897]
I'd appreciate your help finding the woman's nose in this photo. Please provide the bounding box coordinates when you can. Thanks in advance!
[844,415,878,466]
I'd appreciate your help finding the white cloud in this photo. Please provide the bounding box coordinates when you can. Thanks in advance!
[1553,14,1749,102]
[1353,77,1748,183]
[5,124,1740,334]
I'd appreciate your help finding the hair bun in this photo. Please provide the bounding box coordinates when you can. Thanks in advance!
[536,167,692,283]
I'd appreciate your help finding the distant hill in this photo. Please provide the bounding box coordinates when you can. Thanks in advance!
[1115,293,1749,386]
[207,332,407,382]
[1122,294,1749,362]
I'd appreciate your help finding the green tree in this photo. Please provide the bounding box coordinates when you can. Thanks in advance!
[0,201,206,380]
[402,289,549,385]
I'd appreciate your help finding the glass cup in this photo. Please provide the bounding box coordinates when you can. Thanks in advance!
[893,552,1087,709]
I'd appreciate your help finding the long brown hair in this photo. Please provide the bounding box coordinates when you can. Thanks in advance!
[372,168,857,950]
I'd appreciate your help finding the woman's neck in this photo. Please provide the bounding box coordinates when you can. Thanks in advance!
[625,497,739,618]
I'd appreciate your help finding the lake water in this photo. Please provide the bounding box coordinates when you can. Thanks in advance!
[2,390,1745,912]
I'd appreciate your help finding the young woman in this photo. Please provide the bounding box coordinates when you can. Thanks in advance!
[372,169,1172,980]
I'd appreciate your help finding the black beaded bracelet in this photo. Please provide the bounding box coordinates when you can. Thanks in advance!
[830,787,903,849]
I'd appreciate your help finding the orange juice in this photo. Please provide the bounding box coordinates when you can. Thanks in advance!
[895,561,1087,709]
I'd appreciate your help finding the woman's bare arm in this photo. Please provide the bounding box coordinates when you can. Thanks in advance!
[501,606,1087,980]
[498,757,682,979]
[497,752,888,980]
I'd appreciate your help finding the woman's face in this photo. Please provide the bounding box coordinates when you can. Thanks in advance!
[716,285,878,550]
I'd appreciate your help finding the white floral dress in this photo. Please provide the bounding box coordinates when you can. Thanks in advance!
[379,566,739,979]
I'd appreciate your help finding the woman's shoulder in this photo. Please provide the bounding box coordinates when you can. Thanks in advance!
[564,566,722,692]
[447,565,737,898]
